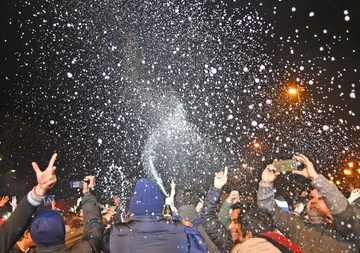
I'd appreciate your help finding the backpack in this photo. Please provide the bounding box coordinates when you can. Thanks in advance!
[257,231,302,253]
[175,216,208,253]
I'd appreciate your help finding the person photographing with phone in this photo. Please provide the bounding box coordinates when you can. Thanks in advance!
[257,154,360,253]
[29,176,104,253]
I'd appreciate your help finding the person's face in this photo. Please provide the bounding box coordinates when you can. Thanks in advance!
[228,209,246,243]
[25,230,36,247]
[306,189,330,220]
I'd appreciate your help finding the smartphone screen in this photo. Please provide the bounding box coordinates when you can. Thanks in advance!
[274,159,297,172]
[70,181,81,188]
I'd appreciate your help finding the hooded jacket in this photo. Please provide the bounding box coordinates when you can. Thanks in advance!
[102,214,190,253]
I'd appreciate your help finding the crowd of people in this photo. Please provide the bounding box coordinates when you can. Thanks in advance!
[0,153,360,253]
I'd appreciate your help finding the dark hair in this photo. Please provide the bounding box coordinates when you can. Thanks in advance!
[174,189,199,208]
[63,211,83,229]
[231,201,273,236]
[18,218,33,241]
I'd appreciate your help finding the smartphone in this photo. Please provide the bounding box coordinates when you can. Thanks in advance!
[70,179,90,189]
[274,159,301,172]
[70,180,84,189]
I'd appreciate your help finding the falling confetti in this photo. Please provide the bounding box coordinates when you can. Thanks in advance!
[0,0,359,207]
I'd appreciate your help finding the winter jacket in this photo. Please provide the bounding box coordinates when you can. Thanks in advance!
[0,188,44,253]
[34,193,104,253]
[257,174,360,253]
[200,186,235,253]
[102,214,190,253]
[177,205,221,253]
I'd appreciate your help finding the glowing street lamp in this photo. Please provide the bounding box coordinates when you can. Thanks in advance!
[344,162,355,176]
[253,141,263,156]
[344,169,352,176]
[288,86,305,117]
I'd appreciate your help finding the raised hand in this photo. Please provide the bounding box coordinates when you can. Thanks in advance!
[113,195,120,206]
[170,179,176,191]
[348,188,360,204]
[261,162,280,186]
[227,190,240,203]
[0,196,9,207]
[214,166,228,189]
[9,196,17,211]
[32,153,58,196]
[292,154,318,181]
[82,175,95,194]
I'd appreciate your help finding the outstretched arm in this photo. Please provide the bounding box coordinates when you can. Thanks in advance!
[201,167,234,253]
[257,161,280,213]
[70,176,104,252]
[0,153,58,253]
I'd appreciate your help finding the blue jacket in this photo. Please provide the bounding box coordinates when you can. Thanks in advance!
[102,214,190,253]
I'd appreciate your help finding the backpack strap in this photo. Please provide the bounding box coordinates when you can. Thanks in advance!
[257,231,302,253]
[173,215,194,228]
[181,219,194,228]
[192,218,201,227]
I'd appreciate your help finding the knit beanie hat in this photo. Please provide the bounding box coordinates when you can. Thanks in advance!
[30,210,65,246]
[130,178,164,215]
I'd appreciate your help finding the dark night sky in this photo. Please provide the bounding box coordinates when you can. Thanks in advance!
[1,0,360,207]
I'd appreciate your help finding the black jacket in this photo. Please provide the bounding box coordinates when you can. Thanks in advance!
[0,190,41,253]
[200,187,234,253]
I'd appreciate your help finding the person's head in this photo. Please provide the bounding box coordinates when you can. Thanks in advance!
[63,211,83,229]
[228,202,273,243]
[130,178,164,215]
[16,220,36,250]
[30,210,66,246]
[306,189,332,222]
[77,209,84,221]
[17,228,36,249]
[174,189,199,208]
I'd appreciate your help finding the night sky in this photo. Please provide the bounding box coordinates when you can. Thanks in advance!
[1,0,360,209]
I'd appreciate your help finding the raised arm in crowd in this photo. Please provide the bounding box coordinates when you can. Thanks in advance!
[0,153,58,253]
[257,154,360,253]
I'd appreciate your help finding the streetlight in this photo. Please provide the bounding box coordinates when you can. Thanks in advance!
[344,162,354,176]
[288,85,305,117]
[253,141,262,153]
[343,162,360,188]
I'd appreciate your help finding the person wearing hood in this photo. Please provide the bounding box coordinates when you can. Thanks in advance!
[102,178,190,253]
